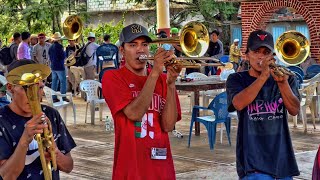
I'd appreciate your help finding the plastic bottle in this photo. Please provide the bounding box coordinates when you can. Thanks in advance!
[105,116,111,131]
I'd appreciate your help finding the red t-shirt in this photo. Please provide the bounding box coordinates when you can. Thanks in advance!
[102,67,181,180]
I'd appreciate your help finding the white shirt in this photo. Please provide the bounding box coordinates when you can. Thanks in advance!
[85,42,99,67]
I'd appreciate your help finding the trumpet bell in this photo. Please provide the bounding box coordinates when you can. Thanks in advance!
[63,15,83,40]
[275,30,310,66]
[180,21,209,57]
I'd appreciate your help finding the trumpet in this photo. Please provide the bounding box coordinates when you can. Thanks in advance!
[271,30,310,76]
[139,21,223,68]
[7,64,56,180]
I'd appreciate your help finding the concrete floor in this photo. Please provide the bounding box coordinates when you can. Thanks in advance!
[47,93,320,180]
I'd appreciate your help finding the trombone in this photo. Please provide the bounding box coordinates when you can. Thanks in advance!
[139,21,224,68]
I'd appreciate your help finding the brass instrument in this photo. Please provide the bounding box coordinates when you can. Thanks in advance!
[63,15,83,66]
[139,21,223,68]
[7,64,56,180]
[272,30,310,76]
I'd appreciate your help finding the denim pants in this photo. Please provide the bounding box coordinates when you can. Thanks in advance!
[51,70,67,99]
[241,172,293,180]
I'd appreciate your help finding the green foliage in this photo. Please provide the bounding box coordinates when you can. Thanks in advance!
[83,18,125,45]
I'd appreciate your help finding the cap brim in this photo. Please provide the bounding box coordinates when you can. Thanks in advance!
[250,43,274,52]
[124,35,152,44]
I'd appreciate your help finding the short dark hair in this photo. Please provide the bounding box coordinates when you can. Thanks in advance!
[13,32,21,40]
[211,29,220,36]
[87,37,95,41]
[103,34,110,42]
[21,32,31,40]
[157,31,167,38]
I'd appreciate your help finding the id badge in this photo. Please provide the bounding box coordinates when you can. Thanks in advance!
[151,147,167,160]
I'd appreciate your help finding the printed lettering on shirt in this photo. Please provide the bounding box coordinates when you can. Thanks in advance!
[135,113,154,139]
[247,98,284,121]
[132,91,166,113]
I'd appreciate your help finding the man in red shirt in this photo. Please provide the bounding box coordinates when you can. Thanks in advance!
[102,24,182,180]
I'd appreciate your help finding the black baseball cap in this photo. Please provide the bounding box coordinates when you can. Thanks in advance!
[119,24,152,45]
[246,30,274,53]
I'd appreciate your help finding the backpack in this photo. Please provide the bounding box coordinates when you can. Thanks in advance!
[75,42,92,67]
[0,45,14,65]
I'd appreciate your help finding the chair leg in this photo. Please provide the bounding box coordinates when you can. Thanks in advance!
[220,123,223,144]
[85,103,89,124]
[63,107,67,125]
[73,105,76,127]
[90,100,95,125]
[301,106,307,133]
[225,120,232,146]
[211,123,217,150]
[99,103,103,121]
[293,115,298,128]
[188,120,195,148]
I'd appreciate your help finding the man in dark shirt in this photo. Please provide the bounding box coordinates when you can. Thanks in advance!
[205,30,223,76]
[226,30,300,179]
[49,32,69,102]
[0,60,76,179]
[9,32,22,62]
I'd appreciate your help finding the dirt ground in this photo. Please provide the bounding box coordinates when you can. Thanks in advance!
[50,92,320,180]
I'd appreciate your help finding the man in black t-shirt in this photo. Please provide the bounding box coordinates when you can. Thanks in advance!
[0,60,76,179]
[205,30,223,76]
[226,30,300,179]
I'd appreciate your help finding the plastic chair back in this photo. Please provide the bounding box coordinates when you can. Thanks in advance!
[287,66,304,79]
[220,55,229,63]
[99,67,116,83]
[208,92,229,120]
[79,80,101,102]
[305,65,320,79]
[96,44,119,72]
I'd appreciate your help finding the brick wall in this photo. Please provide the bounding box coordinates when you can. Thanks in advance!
[241,0,320,63]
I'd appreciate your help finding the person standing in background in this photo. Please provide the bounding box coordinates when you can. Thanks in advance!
[84,32,99,80]
[33,33,51,66]
[229,39,242,71]
[17,32,31,60]
[10,33,22,62]
[48,32,69,102]
[205,30,223,76]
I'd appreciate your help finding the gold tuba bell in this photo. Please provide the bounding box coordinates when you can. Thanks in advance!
[270,30,310,76]
[6,64,56,180]
[63,15,83,66]
[140,21,223,68]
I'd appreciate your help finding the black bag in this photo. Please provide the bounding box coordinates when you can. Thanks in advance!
[0,45,14,65]
[75,42,92,67]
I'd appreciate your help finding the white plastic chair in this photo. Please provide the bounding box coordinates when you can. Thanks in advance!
[0,75,11,102]
[79,80,106,125]
[293,82,318,133]
[43,86,76,126]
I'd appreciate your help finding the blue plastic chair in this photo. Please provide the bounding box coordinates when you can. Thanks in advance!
[287,66,304,80]
[220,55,229,63]
[188,91,231,150]
[96,44,119,73]
[305,64,320,79]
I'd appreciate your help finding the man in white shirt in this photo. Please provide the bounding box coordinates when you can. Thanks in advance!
[33,33,51,66]
[84,32,99,80]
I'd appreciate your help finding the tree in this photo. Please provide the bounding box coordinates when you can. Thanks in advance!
[128,0,239,28]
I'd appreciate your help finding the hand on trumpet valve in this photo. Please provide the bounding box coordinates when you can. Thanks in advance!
[22,113,48,144]
[153,47,175,74]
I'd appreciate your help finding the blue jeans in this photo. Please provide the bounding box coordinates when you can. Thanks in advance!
[51,70,67,99]
[241,173,292,180]
[205,66,217,76]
